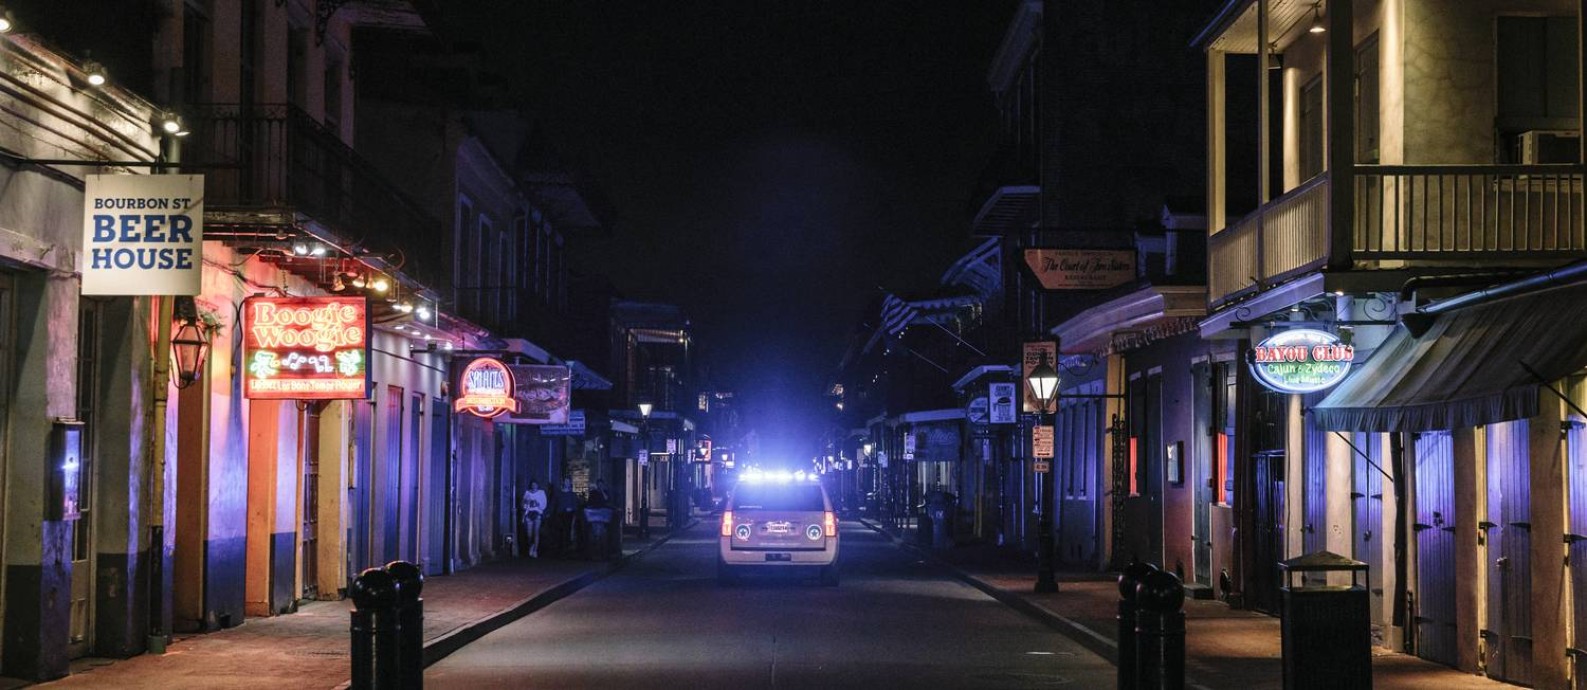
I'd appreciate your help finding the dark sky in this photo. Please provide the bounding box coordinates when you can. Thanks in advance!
[442,2,1015,460]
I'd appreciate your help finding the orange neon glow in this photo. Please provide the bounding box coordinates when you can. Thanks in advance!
[1217,432,1231,505]
[823,511,837,538]
[1128,436,1139,496]
[721,511,734,537]
[242,296,368,400]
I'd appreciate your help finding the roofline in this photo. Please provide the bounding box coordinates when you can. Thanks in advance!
[1190,0,1251,50]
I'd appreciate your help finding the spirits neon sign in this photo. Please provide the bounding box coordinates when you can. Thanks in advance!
[456,357,519,418]
[242,296,368,399]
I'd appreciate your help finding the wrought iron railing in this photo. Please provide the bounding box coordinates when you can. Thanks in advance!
[1354,164,1584,257]
[1208,174,1330,307]
[184,103,448,289]
[1208,164,1587,308]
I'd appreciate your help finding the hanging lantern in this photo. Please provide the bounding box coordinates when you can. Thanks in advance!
[171,317,212,389]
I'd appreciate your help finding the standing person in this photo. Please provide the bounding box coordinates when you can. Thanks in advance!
[553,477,580,555]
[522,479,547,558]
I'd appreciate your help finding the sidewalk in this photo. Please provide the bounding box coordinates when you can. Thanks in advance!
[863,520,1515,690]
[36,520,689,690]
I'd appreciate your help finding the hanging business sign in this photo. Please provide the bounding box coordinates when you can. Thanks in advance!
[501,365,571,424]
[966,396,989,424]
[1248,328,1356,393]
[1033,424,1055,459]
[242,296,368,399]
[455,357,518,418]
[82,174,204,296]
[1024,248,1135,290]
[540,409,587,436]
[989,382,1018,424]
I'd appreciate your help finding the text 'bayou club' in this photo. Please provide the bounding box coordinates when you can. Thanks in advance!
[81,174,204,296]
[1248,328,1356,393]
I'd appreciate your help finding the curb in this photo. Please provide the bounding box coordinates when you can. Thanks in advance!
[421,519,698,667]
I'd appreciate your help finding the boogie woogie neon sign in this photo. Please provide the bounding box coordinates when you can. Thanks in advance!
[242,296,368,400]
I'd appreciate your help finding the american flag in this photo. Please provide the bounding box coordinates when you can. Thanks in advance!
[880,294,919,337]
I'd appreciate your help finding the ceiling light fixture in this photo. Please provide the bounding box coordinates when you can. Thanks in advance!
[1308,3,1326,33]
[0,9,16,34]
[82,58,107,87]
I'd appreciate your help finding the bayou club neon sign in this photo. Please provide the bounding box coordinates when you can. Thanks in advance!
[455,357,519,419]
[242,296,368,399]
[1249,328,1355,393]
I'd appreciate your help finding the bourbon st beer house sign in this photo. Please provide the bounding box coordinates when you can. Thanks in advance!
[1248,328,1355,393]
[82,174,204,296]
[242,296,369,399]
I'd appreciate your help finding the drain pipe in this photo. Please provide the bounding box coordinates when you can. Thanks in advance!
[1401,261,1587,336]
[1419,261,1587,315]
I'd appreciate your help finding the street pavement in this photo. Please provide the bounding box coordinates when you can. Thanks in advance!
[872,521,1518,690]
[425,521,1116,689]
[35,523,684,690]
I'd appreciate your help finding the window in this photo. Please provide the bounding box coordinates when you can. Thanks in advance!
[1497,16,1581,161]
[479,215,495,321]
[1355,34,1380,164]
[287,24,309,109]
[456,198,476,301]
[1299,75,1325,181]
[324,48,345,132]
[182,3,212,103]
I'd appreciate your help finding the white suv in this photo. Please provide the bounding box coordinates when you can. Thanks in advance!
[717,473,840,586]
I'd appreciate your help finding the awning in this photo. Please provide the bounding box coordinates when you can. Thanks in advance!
[1313,281,1587,432]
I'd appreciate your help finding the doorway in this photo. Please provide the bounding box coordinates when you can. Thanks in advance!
[1412,431,1456,666]
[70,296,94,657]
[1484,420,1533,685]
[1248,389,1288,614]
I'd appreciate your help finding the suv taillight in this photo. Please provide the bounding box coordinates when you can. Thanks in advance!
[721,511,734,537]
[823,511,837,538]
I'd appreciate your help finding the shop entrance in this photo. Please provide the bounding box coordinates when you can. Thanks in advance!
[1484,420,1533,685]
[68,298,100,658]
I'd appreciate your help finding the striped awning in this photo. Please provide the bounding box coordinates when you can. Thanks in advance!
[1313,281,1587,432]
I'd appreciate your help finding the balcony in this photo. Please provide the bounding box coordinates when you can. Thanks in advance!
[184,104,448,290]
[1208,165,1586,308]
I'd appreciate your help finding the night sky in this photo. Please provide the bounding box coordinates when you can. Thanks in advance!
[441,2,1016,459]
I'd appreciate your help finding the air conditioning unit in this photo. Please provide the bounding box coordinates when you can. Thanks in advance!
[1519,129,1582,164]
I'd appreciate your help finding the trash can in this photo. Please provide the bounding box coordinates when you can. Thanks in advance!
[925,491,954,549]
[1279,551,1371,690]
[583,507,614,560]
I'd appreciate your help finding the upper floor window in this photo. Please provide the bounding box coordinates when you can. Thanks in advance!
[1497,16,1581,163]
[456,197,476,292]
[1299,75,1325,181]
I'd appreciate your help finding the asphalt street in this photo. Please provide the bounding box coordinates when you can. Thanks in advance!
[425,521,1114,689]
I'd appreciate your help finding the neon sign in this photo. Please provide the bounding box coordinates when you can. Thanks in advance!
[1248,328,1355,393]
[242,296,368,399]
[456,357,519,418]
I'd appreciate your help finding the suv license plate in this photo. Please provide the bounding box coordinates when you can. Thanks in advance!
[765,553,791,562]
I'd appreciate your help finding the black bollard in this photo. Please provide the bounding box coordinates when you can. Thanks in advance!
[386,561,425,689]
[1134,568,1186,690]
[1117,561,1158,690]
[350,567,400,690]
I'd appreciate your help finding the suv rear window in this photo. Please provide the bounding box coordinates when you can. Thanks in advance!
[731,483,825,511]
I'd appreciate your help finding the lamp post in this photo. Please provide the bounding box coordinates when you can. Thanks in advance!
[637,402,653,539]
[1027,352,1061,593]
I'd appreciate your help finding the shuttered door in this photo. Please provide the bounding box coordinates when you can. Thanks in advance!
[1352,432,1386,634]
[1566,418,1587,682]
[1485,420,1533,685]
[1303,393,1328,575]
[1413,431,1457,666]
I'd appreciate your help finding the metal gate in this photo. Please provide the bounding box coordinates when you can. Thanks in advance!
[1249,390,1288,614]
[1413,431,1456,666]
[1566,417,1587,683]
[1484,419,1533,685]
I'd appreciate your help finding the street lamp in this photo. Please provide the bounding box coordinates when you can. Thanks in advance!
[637,402,653,539]
[171,307,212,390]
[1027,351,1061,593]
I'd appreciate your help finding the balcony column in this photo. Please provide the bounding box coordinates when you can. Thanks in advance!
[1325,0,1355,271]
[1257,0,1270,207]
[1207,48,1226,235]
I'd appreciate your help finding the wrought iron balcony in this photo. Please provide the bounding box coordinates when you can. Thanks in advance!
[184,103,447,289]
[1208,165,1587,309]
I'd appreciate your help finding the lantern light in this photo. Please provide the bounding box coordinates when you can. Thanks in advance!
[1026,352,1060,415]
